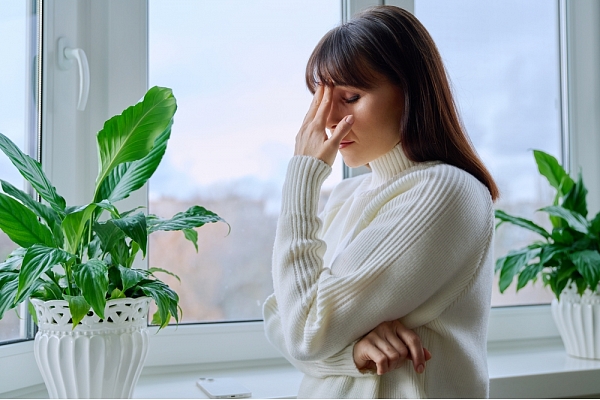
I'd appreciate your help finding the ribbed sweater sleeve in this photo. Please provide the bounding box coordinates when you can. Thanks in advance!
[268,154,493,362]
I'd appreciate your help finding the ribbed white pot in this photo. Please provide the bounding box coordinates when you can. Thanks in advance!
[551,286,600,359]
[30,297,150,399]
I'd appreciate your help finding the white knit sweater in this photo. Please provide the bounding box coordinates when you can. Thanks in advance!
[263,144,494,398]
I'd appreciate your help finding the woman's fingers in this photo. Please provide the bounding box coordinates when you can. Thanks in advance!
[312,84,333,128]
[302,84,324,125]
[396,322,426,373]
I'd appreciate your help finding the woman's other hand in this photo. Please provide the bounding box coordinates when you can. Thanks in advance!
[353,320,432,376]
[294,84,354,166]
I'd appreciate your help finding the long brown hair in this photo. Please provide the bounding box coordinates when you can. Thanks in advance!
[305,6,499,201]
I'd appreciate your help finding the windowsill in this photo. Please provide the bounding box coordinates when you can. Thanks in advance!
[6,337,600,399]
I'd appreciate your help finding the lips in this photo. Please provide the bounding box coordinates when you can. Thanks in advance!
[339,141,354,149]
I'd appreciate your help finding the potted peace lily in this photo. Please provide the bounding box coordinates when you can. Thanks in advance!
[495,150,600,359]
[0,86,226,398]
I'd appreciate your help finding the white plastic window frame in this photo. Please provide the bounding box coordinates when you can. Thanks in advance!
[1,0,600,395]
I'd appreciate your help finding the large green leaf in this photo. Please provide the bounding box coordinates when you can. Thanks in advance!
[569,250,600,291]
[139,280,171,328]
[93,221,125,254]
[1,180,64,247]
[533,150,574,196]
[63,295,91,327]
[16,245,72,303]
[0,132,66,212]
[494,209,550,239]
[517,263,544,291]
[112,212,148,257]
[147,206,225,233]
[73,260,109,319]
[562,172,588,218]
[118,266,146,292]
[539,206,588,234]
[95,122,172,203]
[0,193,55,248]
[62,204,97,254]
[0,270,18,319]
[94,87,176,199]
[497,247,541,293]
[590,211,600,236]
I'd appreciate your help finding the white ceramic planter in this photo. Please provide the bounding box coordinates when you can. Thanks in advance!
[551,286,600,359]
[30,297,150,399]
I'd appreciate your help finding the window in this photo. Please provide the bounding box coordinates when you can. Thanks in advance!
[415,0,560,306]
[0,1,37,344]
[147,0,342,324]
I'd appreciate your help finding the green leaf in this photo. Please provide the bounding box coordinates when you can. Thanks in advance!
[551,227,574,246]
[93,221,126,254]
[148,267,181,283]
[0,180,64,244]
[182,228,199,252]
[494,209,550,239]
[73,260,109,319]
[139,280,179,328]
[118,266,146,292]
[533,150,574,196]
[569,250,600,291]
[63,295,90,327]
[87,236,102,260]
[93,200,120,219]
[562,172,588,218]
[110,288,126,299]
[0,132,66,212]
[540,206,588,234]
[94,86,176,200]
[140,281,171,328]
[148,206,225,233]
[28,300,38,325]
[62,204,97,254]
[0,270,18,319]
[95,122,172,203]
[517,263,544,291]
[16,245,72,303]
[32,278,64,301]
[497,247,541,293]
[0,193,55,248]
[590,211,600,236]
[112,212,148,257]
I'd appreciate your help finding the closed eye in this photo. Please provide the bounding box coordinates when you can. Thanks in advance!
[344,95,360,104]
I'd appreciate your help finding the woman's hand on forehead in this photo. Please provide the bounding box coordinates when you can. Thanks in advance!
[294,84,354,166]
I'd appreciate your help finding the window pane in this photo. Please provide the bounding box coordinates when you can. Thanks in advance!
[415,0,559,306]
[0,2,29,342]
[148,0,341,323]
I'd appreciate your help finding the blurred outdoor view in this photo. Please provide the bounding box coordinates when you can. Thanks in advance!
[147,0,560,325]
[0,2,28,341]
[0,0,563,342]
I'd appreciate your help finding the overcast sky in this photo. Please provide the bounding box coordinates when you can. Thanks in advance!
[0,1,561,208]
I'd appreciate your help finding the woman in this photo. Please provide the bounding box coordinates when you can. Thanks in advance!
[263,5,498,398]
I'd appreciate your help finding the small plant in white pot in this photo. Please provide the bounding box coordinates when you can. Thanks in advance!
[0,86,226,398]
[495,150,600,359]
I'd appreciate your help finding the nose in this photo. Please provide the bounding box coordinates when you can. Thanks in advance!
[326,100,346,133]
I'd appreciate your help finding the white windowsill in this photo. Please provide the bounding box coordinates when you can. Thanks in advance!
[5,337,600,399]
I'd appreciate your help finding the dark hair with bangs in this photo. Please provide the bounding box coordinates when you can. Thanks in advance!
[305,6,499,201]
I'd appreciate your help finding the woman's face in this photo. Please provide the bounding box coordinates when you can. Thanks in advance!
[325,77,404,168]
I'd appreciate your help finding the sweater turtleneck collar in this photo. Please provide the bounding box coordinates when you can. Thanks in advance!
[367,144,418,189]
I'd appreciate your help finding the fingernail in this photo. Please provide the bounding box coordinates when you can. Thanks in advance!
[417,364,424,374]
[345,115,354,124]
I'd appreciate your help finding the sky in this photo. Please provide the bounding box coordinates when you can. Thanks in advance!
[0,2,27,188]
[147,0,561,207]
[0,1,561,207]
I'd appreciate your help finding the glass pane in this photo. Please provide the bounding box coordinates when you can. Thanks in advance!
[148,0,342,323]
[0,2,29,342]
[415,0,559,306]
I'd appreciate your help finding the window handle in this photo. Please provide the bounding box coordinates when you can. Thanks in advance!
[57,37,90,111]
